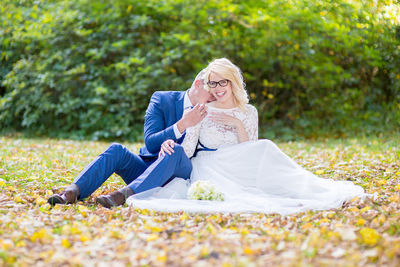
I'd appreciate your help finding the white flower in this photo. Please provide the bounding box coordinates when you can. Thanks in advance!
[187,180,225,201]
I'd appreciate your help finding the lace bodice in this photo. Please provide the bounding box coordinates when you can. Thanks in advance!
[182,104,258,158]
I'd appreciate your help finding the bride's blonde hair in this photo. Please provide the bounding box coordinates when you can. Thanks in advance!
[203,58,248,110]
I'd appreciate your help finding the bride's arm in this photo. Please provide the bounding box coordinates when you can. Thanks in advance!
[235,122,250,143]
[230,105,258,142]
[243,105,258,141]
[180,122,201,158]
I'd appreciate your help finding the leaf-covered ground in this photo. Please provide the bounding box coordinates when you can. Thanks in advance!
[0,136,399,266]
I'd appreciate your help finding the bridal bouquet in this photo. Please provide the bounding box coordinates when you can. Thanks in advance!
[187,180,225,201]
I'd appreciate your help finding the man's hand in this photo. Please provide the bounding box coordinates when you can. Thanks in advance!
[176,104,208,133]
[159,139,175,157]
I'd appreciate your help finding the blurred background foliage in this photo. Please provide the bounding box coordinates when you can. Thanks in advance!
[1,0,399,141]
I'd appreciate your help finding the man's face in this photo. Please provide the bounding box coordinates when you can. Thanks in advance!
[193,80,216,105]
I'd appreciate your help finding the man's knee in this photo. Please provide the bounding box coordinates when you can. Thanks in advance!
[173,144,184,154]
[107,143,126,155]
[162,143,185,160]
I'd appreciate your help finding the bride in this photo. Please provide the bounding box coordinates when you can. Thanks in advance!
[126,58,365,214]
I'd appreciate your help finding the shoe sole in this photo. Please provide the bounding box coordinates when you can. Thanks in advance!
[96,197,112,209]
[48,195,65,206]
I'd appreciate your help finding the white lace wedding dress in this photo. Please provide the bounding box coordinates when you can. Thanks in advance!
[126,105,365,214]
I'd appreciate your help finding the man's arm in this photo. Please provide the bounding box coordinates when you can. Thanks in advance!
[144,92,208,154]
[143,92,177,154]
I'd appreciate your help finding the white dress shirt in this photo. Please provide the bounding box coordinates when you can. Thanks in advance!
[173,90,193,139]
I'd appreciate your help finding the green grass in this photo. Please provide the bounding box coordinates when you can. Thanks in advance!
[0,136,399,266]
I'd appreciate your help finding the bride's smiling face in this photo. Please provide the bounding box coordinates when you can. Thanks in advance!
[208,72,233,104]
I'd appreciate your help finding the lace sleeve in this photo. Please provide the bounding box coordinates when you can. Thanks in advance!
[243,105,258,141]
[181,122,201,158]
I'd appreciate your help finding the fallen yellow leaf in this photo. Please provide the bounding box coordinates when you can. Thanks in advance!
[302,223,313,230]
[360,228,380,246]
[356,219,366,227]
[388,194,400,202]
[146,234,159,242]
[79,234,91,242]
[0,239,13,250]
[70,226,82,235]
[200,246,209,257]
[360,206,371,213]
[377,180,387,185]
[348,207,359,212]
[243,246,254,255]
[14,195,24,203]
[61,238,71,248]
[35,196,47,206]
[144,223,163,233]
[15,240,26,247]
[180,213,189,221]
[31,228,53,243]
[156,253,167,263]
[319,218,329,223]
[78,205,89,217]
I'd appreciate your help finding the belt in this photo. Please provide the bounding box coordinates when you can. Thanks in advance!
[192,141,217,158]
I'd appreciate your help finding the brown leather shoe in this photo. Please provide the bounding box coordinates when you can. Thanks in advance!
[96,187,134,209]
[48,184,80,206]
[96,191,125,208]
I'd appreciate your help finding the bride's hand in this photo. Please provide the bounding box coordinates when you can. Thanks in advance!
[209,112,249,143]
[208,112,243,129]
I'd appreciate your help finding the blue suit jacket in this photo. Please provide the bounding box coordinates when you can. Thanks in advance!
[139,91,186,158]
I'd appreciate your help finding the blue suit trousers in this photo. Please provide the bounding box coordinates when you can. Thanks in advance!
[73,143,192,199]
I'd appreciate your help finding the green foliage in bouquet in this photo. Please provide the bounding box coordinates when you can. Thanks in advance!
[0,0,399,140]
[187,180,225,201]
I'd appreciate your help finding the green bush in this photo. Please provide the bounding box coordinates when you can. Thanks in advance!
[1,0,399,140]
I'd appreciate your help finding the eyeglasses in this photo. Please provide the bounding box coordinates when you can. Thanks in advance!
[207,79,230,88]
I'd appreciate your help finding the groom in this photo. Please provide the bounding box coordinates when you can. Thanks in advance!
[48,70,214,208]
